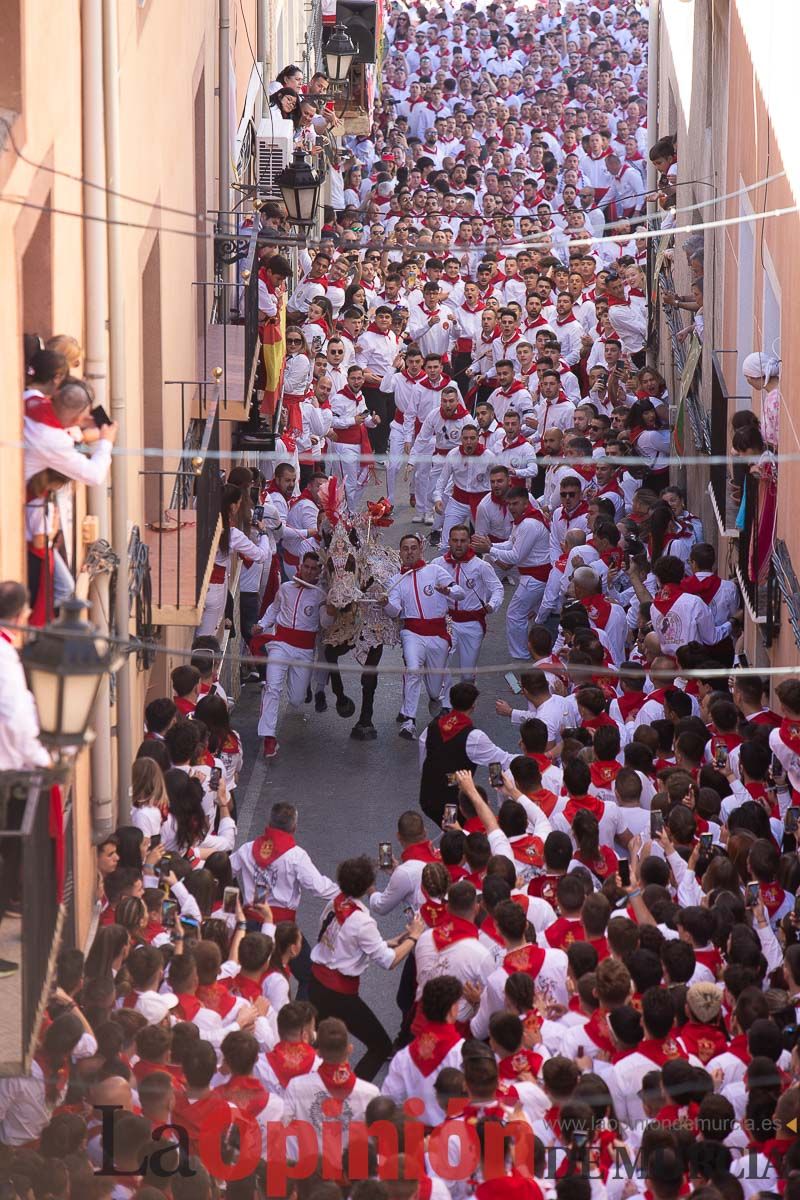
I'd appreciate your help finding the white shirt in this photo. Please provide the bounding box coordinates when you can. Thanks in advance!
[383,1037,465,1127]
[475,493,513,543]
[433,449,495,505]
[432,553,504,619]
[0,636,50,771]
[415,926,495,1023]
[383,562,465,624]
[229,840,338,909]
[490,514,551,572]
[355,329,399,382]
[311,897,396,977]
[283,1068,379,1146]
[470,947,569,1039]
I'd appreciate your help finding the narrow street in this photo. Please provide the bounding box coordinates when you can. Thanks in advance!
[232,477,522,1049]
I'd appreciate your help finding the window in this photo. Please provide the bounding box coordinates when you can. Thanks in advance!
[736,192,755,404]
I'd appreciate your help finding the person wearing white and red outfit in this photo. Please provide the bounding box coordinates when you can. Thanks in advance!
[230,800,337,917]
[382,346,428,508]
[550,293,584,366]
[282,1016,379,1145]
[647,555,716,656]
[407,282,456,361]
[355,306,398,453]
[256,552,334,758]
[470,899,569,1039]
[309,855,423,1080]
[486,364,535,428]
[475,465,514,547]
[433,423,494,542]
[330,365,380,513]
[212,1030,286,1151]
[548,476,591,558]
[609,988,686,1130]
[415,879,494,1028]
[493,411,539,488]
[683,542,739,640]
[450,283,487,387]
[411,385,469,530]
[383,975,465,1126]
[573,568,629,665]
[369,810,443,916]
[578,132,615,206]
[528,370,576,441]
[382,534,466,740]
[197,484,273,638]
[603,271,648,362]
[475,488,551,661]
[433,525,503,691]
[491,310,526,374]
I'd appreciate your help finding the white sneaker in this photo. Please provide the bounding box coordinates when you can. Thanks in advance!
[399,719,417,741]
[423,513,434,525]
[412,512,427,524]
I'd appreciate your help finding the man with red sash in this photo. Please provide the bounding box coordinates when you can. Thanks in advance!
[475,487,551,661]
[355,305,399,454]
[486,361,535,423]
[256,1001,319,1097]
[383,976,465,1125]
[611,987,684,1130]
[370,810,442,916]
[644,556,715,656]
[415,880,493,1031]
[560,957,633,1063]
[410,383,469,535]
[214,1029,285,1150]
[492,411,539,488]
[471,899,569,1039]
[382,533,465,740]
[474,464,514,546]
[432,524,504,691]
[283,1017,379,1148]
[381,346,428,509]
[255,552,334,759]
[330,365,381,513]
[310,855,423,1080]
[433,424,495,542]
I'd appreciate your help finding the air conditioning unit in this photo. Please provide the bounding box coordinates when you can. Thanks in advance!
[255,116,294,201]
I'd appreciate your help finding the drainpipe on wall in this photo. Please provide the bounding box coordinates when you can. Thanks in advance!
[646,0,661,369]
[103,0,133,821]
[219,0,233,302]
[257,0,270,118]
[81,0,115,839]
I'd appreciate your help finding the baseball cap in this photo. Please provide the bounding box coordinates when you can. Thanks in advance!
[137,992,179,1024]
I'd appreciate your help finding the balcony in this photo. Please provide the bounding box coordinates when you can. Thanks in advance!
[140,385,223,627]
[735,465,780,645]
[0,773,73,1076]
[707,352,742,538]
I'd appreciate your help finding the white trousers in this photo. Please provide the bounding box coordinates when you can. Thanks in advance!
[400,630,450,719]
[441,497,475,542]
[506,577,547,659]
[332,445,368,512]
[196,580,227,638]
[413,459,445,521]
[387,423,411,508]
[257,641,315,737]
[440,618,484,699]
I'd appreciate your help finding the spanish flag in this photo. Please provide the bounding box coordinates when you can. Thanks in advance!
[260,283,285,418]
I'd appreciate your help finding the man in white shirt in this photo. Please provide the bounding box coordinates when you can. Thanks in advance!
[432,525,504,690]
[383,975,465,1126]
[282,1017,379,1146]
[415,880,495,1026]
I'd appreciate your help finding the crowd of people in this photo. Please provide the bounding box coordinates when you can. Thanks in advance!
[1,1,796,1199]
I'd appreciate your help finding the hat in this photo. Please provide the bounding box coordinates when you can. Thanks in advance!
[137,992,179,1024]
[686,982,722,1024]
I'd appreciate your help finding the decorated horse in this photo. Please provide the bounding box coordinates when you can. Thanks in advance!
[317,481,400,740]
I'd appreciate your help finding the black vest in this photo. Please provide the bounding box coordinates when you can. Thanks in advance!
[419,715,477,827]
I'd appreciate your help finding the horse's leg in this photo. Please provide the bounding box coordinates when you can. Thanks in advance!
[325,642,356,718]
[351,645,382,740]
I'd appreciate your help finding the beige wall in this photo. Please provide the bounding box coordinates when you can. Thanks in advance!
[0,0,313,947]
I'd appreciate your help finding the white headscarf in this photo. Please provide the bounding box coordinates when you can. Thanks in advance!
[742,351,780,384]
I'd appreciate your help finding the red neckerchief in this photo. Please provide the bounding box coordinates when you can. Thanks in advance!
[215,1075,269,1117]
[419,375,451,392]
[693,945,724,978]
[196,981,237,1018]
[510,834,544,868]
[499,380,527,397]
[440,402,469,419]
[514,503,549,527]
[25,396,65,429]
[437,709,473,741]
[402,368,427,383]
[173,993,202,1021]
[563,794,605,823]
[489,493,508,510]
[401,840,441,864]
[727,1033,751,1064]
[400,558,427,574]
[444,548,476,565]
[252,826,296,867]
[744,781,778,818]
[34,1052,69,1104]
[678,1020,727,1065]
[133,1058,186,1088]
[636,1036,683,1066]
[778,718,800,754]
[231,974,267,1003]
[461,300,485,313]
[559,500,589,523]
[420,891,446,928]
[266,1041,316,1089]
[502,434,529,450]
[585,1008,616,1055]
[582,712,617,732]
[589,760,621,788]
[432,914,478,951]
[480,914,504,945]
[544,916,585,950]
[174,696,195,715]
[524,786,559,818]
[579,594,612,629]
[340,384,364,404]
[318,1060,358,1099]
[408,1019,462,1077]
[333,893,360,924]
[600,546,624,571]
[365,323,389,337]
[289,486,318,510]
[652,583,683,614]
[502,944,546,977]
[497,1049,543,1083]
[459,442,486,458]
[575,845,618,881]
[759,881,786,917]
[555,313,577,326]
